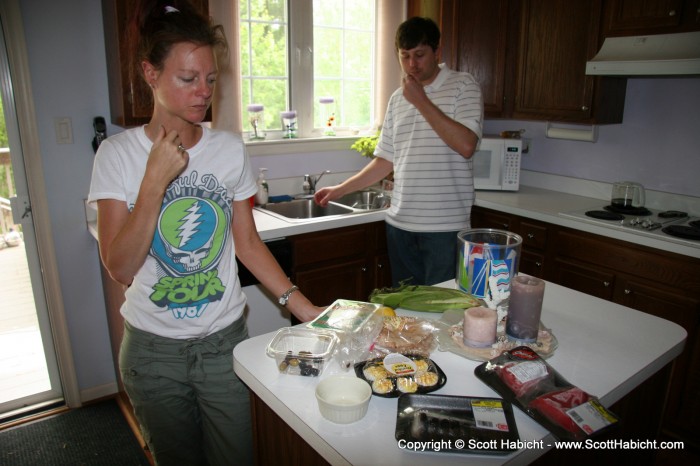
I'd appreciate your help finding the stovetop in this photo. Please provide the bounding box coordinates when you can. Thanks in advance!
[559,205,700,249]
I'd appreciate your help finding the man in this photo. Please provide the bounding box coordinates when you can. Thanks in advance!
[315,17,483,286]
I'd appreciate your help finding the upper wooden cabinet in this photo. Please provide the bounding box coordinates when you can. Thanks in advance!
[602,0,700,36]
[415,0,628,123]
[101,0,210,127]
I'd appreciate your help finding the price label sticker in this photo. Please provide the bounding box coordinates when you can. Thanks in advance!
[472,399,509,431]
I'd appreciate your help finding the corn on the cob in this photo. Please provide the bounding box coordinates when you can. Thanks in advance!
[369,284,481,312]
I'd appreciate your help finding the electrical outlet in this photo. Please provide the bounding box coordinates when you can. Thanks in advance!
[522,138,532,154]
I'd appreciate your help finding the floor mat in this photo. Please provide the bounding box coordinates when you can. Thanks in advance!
[0,398,150,465]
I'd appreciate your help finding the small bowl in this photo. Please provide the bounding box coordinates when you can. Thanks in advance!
[315,375,372,424]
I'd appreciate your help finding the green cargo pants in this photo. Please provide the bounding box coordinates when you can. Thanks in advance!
[120,318,253,466]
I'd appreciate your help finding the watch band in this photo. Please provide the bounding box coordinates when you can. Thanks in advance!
[278,285,299,306]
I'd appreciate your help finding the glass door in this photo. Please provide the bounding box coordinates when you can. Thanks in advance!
[0,8,63,420]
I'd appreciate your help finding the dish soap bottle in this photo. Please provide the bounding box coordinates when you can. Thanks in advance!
[255,168,269,205]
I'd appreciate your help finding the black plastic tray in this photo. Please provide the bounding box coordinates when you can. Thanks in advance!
[354,355,447,398]
[395,394,520,455]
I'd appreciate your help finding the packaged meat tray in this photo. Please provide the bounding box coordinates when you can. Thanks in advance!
[395,394,520,455]
[474,346,618,441]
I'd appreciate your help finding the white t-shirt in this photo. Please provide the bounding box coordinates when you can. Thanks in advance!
[376,64,483,232]
[88,126,258,339]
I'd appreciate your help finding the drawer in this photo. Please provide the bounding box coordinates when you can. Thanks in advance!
[519,221,547,250]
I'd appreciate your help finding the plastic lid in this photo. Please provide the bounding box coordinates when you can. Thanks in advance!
[319,97,335,104]
[247,104,264,112]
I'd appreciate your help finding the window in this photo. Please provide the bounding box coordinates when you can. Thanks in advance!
[239,0,376,140]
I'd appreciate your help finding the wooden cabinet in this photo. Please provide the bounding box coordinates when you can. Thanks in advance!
[101,0,210,127]
[290,222,391,305]
[429,0,627,123]
[602,0,700,36]
[440,0,511,115]
[471,206,548,278]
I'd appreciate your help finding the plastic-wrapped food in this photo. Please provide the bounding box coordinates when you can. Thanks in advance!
[354,353,447,397]
[475,346,618,441]
[371,316,438,357]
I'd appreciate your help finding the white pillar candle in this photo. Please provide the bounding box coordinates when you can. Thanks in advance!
[463,306,498,347]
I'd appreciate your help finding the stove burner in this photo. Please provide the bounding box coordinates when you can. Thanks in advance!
[662,225,700,240]
[604,205,652,216]
[658,210,688,219]
[585,210,624,221]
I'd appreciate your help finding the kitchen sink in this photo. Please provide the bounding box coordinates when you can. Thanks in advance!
[333,190,387,210]
[256,190,387,222]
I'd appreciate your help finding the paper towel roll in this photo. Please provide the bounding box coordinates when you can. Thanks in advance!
[545,122,598,142]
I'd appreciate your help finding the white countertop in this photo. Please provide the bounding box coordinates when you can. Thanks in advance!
[87,185,699,258]
[233,280,687,466]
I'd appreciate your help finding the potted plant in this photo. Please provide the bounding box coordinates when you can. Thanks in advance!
[350,130,380,158]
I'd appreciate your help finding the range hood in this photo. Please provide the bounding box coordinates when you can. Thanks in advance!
[586,31,700,76]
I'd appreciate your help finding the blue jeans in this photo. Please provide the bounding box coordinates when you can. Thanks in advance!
[386,223,459,287]
[120,318,253,466]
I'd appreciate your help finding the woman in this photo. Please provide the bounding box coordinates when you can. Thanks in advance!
[88,2,320,464]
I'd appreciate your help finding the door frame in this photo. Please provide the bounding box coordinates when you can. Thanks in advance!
[0,0,79,408]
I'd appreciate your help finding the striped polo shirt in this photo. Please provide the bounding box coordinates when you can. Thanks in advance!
[376,64,483,232]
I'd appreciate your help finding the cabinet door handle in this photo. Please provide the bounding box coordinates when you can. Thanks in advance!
[535,261,542,268]
[669,9,676,16]
[624,289,632,295]
[581,105,589,111]
[603,281,610,287]
[502,223,509,229]
[377,263,383,269]
[527,233,535,239]
[361,267,367,273]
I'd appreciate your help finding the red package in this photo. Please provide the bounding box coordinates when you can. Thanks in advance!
[529,387,591,435]
[496,360,551,398]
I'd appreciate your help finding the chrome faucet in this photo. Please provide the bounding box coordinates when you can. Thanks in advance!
[303,170,331,194]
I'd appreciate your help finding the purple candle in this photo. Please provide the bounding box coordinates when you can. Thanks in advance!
[506,275,545,342]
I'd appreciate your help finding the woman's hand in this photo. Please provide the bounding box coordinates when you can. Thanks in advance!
[144,126,189,190]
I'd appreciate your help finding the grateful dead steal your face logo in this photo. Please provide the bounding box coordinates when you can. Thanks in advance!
[149,172,232,319]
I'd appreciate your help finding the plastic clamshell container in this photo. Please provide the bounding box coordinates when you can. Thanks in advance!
[307,299,382,335]
[266,327,338,377]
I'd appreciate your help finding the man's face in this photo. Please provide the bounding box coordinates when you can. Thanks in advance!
[398,44,441,85]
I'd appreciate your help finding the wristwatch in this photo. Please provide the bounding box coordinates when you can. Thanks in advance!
[278,285,299,306]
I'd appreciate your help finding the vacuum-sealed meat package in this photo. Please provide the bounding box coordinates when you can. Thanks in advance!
[475,346,618,441]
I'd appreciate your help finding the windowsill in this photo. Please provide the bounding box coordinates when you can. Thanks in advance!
[244,135,361,156]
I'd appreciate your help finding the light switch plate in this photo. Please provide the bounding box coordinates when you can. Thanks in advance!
[54,117,73,144]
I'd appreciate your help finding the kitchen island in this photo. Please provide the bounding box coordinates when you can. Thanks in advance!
[233,280,686,466]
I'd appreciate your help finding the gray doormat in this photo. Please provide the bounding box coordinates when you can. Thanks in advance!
[0,398,150,465]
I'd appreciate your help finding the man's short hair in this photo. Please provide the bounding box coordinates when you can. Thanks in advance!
[395,17,441,52]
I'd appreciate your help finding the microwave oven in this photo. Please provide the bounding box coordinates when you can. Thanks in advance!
[472,137,522,191]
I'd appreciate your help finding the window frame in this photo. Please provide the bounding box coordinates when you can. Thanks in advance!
[240,0,377,146]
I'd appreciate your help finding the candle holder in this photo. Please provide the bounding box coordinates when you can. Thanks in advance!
[319,97,336,136]
[456,229,522,314]
[247,104,266,140]
[281,110,297,139]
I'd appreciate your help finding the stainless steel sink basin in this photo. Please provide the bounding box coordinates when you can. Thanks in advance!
[256,189,387,222]
[257,198,354,221]
[333,190,387,210]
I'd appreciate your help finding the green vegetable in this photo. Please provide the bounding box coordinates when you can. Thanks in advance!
[369,284,481,312]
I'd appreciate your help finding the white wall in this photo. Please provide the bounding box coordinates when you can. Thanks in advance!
[484,77,700,198]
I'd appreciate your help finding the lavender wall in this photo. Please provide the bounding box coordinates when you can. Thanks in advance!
[484,77,700,197]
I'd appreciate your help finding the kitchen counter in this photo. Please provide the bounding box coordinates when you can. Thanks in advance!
[87,185,699,258]
[233,280,687,465]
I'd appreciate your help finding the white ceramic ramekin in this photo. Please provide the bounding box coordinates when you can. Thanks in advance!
[315,375,372,424]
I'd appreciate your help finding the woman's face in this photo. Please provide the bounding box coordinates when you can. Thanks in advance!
[145,42,218,124]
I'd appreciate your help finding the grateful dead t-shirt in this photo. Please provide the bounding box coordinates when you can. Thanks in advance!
[88,126,258,339]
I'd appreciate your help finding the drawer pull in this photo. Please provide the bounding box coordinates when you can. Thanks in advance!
[624,289,632,295]
[535,261,542,267]
[377,263,383,269]
[361,267,367,273]
[669,9,676,16]
[603,281,610,287]
[527,233,535,239]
